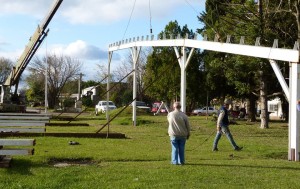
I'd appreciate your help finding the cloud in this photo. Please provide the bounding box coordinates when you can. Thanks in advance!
[0,0,53,17]
[49,40,107,60]
[0,0,203,24]
[61,0,193,24]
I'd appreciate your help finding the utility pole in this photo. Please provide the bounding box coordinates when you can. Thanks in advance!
[77,73,82,101]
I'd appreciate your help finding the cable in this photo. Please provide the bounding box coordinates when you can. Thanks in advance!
[122,0,137,41]
[184,0,200,15]
[149,0,152,34]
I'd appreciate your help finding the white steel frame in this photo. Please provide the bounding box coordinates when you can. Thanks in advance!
[107,34,299,161]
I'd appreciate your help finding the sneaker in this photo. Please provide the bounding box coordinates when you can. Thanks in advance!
[212,148,218,152]
[234,146,243,151]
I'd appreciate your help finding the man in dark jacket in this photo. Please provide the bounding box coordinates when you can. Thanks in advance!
[212,100,242,151]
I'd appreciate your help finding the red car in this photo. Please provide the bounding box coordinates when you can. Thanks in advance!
[151,102,168,113]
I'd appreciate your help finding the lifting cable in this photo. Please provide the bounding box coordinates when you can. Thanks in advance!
[65,70,134,123]
[53,75,108,120]
[64,75,109,123]
[149,0,153,34]
[122,0,137,41]
[95,62,176,133]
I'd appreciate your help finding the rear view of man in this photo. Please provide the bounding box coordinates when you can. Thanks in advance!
[167,102,190,165]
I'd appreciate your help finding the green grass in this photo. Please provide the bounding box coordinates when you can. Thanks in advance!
[0,113,298,189]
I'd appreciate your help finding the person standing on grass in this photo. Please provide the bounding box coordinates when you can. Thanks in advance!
[212,100,243,152]
[167,101,191,165]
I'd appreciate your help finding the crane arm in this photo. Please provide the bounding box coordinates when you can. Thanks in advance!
[4,0,63,86]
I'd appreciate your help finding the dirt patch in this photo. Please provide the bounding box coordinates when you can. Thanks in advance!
[48,158,96,167]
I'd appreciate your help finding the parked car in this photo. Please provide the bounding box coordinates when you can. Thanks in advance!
[130,101,151,112]
[95,100,117,115]
[192,107,218,116]
[151,102,168,113]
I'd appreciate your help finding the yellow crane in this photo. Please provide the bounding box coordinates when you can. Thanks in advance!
[0,0,63,112]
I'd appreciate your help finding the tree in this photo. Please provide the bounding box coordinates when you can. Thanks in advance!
[198,0,297,126]
[115,48,152,103]
[0,57,13,84]
[26,54,82,108]
[198,0,260,121]
[144,21,205,111]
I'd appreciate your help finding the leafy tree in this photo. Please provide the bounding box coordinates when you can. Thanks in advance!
[198,0,298,126]
[0,57,13,84]
[144,21,205,111]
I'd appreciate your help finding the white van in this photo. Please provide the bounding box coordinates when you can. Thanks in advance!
[95,101,117,115]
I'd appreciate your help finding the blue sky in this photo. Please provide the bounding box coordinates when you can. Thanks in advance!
[0,0,205,82]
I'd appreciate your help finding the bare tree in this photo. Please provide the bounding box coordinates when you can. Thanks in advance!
[112,48,152,101]
[28,54,82,108]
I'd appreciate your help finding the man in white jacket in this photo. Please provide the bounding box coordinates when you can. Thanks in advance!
[167,102,191,165]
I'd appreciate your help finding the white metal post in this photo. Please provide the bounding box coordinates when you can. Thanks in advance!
[289,62,300,161]
[106,52,113,134]
[131,47,141,126]
[174,47,194,113]
[45,56,48,113]
[180,47,187,112]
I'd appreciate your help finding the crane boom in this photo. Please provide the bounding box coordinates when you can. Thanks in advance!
[4,0,63,86]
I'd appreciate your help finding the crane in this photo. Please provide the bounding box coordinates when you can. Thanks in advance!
[0,0,63,112]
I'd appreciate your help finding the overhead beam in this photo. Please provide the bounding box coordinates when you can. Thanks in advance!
[109,38,298,62]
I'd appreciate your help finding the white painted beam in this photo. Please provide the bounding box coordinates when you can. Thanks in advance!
[109,39,299,62]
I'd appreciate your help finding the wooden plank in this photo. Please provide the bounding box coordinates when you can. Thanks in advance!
[0,116,50,120]
[0,139,35,146]
[0,113,51,117]
[0,149,34,155]
[0,128,46,133]
[0,122,46,127]
[0,120,48,124]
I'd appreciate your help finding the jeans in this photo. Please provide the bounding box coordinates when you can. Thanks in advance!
[170,136,186,165]
[213,126,238,149]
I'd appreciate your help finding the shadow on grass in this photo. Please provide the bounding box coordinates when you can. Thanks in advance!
[184,162,300,171]
[5,159,42,175]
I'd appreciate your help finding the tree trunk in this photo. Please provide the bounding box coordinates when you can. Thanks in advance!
[247,93,257,122]
[259,70,269,128]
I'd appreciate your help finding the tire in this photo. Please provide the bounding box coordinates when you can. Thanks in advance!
[95,109,99,116]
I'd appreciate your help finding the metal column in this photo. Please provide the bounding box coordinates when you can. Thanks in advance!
[106,52,113,134]
[289,62,300,161]
[131,47,141,126]
[174,47,194,113]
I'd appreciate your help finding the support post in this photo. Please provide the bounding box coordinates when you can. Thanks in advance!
[131,47,141,126]
[289,62,300,161]
[45,56,48,113]
[77,73,82,101]
[269,60,289,101]
[174,47,195,113]
[106,52,113,135]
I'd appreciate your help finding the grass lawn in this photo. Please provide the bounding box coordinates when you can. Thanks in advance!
[0,111,299,189]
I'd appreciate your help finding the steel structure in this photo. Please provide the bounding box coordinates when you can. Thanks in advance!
[107,34,300,161]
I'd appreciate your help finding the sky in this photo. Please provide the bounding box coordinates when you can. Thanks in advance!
[0,0,205,83]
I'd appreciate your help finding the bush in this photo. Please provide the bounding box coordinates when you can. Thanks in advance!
[63,98,75,108]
